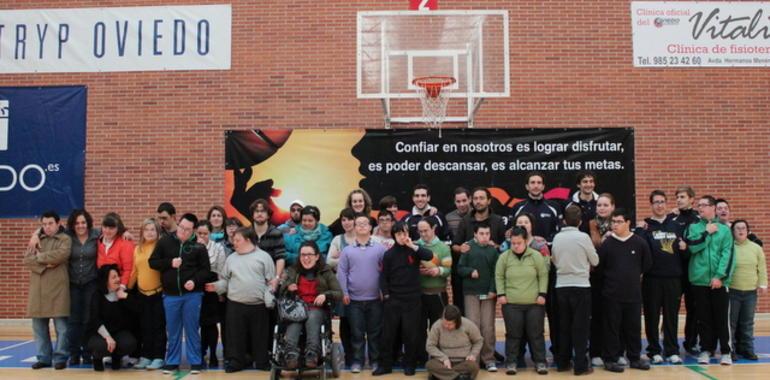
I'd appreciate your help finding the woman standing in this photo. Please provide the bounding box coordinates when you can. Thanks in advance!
[96,213,135,288]
[87,265,138,371]
[496,227,549,375]
[283,206,333,265]
[279,241,342,369]
[514,213,550,257]
[128,218,166,370]
[587,193,615,366]
[65,209,100,366]
[328,189,376,235]
[223,217,243,256]
[207,206,228,243]
[196,220,226,368]
[729,220,767,361]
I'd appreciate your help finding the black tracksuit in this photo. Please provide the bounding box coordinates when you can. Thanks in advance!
[669,208,700,351]
[637,216,684,357]
[148,235,211,295]
[379,243,434,371]
[597,234,652,363]
[508,196,563,242]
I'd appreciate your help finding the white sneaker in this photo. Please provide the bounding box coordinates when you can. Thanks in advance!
[350,364,362,373]
[667,355,683,364]
[651,355,664,364]
[486,363,498,372]
[720,355,732,366]
[697,352,710,364]
[591,357,604,367]
[617,357,628,366]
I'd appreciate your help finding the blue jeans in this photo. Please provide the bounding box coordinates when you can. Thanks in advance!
[729,289,757,354]
[32,317,69,364]
[163,292,203,366]
[346,299,382,366]
[68,281,97,359]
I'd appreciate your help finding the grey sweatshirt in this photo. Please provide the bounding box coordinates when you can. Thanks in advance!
[551,226,599,288]
[426,317,483,362]
[214,247,275,305]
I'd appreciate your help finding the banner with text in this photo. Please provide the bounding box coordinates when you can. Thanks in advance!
[632,1,770,67]
[0,86,86,218]
[224,129,635,225]
[0,5,231,73]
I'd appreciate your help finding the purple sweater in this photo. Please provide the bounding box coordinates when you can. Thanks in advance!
[336,240,386,301]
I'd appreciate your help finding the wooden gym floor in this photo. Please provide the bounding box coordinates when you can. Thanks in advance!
[0,315,767,379]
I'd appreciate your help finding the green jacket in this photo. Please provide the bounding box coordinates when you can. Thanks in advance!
[279,264,343,302]
[417,238,452,291]
[457,240,498,295]
[495,247,548,305]
[686,218,735,287]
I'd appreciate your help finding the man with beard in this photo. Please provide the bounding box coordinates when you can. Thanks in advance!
[451,187,506,313]
[278,200,304,234]
[402,184,448,240]
[446,187,471,240]
[508,172,562,243]
[566,171,599,234]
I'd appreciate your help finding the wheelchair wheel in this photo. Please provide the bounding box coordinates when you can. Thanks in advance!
[330,343,344,378]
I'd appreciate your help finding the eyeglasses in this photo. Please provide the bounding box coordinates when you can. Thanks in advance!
[610,220,626,224]
[355,222,371,227]
[177,224,194,232]
[290,207,303,212]
[697,203,713,208]
[300,253,318,257]
[651,200,666,205]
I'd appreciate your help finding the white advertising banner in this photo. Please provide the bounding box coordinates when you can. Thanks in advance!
[632,1,770,67]
[0,5,231,73]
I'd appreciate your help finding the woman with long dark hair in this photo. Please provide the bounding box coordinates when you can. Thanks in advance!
[278,241,342,369]
[87,265,138,371]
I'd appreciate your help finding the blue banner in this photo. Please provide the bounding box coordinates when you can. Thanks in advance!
[0,86,86,218]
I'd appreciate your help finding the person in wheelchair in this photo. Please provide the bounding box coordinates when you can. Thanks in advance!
[278,241,342,369]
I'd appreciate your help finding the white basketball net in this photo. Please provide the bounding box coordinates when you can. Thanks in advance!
[414,77,454,138]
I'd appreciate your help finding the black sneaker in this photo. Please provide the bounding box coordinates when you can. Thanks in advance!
[93,360,104,372]
[224,364,241,373]
[190,364,203,374]
[404,367,416,376]
[54,362,67,370]
[574,367,594,376]
[111,356,121,370]
[162,364,179,374]
[742,352,759,361]
[31,362,50,370]
[604,361,624,373]
[69,355,81,366]
[372,367,392,376]
[629,359,650,370]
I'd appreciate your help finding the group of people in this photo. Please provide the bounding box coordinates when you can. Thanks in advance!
[23,170,766,378]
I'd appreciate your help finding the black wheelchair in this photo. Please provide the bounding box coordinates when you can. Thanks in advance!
[269,305,344,380]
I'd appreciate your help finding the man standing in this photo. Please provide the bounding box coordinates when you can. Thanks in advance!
[402,184,448,240]
[24,211,72,370]
[551,205,598,375]
[445,187,471,240]
[277,200,304,234]
[715,198,763,246]
[687,196,735,365]
[149,213,211,374]
[374,221,434,376]
[565,171,598,234]
[639,190,685,364]
[451,187,506,313]
[337,214,387,374]
[508,172,562,242]
[416,218,453,365]
[597,209,652,373]
[157,202,177,237]
[671,186,700,355]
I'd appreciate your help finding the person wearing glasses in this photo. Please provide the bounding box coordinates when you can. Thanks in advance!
[149,213,211,374]
[637,190,686,365]
[686,195,735,365]
[278,200,305,234]
[596,209,652,373]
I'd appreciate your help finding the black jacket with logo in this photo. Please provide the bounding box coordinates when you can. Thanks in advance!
[149,234,211,296]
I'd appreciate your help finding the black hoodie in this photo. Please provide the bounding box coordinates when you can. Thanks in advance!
[149,234,211,296]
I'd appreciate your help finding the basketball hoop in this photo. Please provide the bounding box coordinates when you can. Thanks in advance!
[412,76,455,137]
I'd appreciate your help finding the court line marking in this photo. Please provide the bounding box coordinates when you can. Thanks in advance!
[0,356,10,361]
[685,365,719,380]
[0,340,32,352]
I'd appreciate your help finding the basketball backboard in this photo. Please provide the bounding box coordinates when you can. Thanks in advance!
[357,10,510,127]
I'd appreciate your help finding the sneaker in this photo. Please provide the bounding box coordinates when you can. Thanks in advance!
[651,354,664,364]
[535,362,548,374]
[486,362,498,372]
[404,367,416,376]
[667,354,683,364]
[617,357,628,366]
[285,352,300,370]
[31,361,51,370]
[134,357,152,369]
[574,367,594,376]
[604,361,624,373]
[630,359,651,370]
[720,355,732,366]
[147,359,165,370]
[591,357,604,367]
[372,366,392,376]
[190,364,203,374]
[93,360,104,372]
[54,362,67,370]
[505,363,517,375]
[162,365,179,374]
[104,356,112,365]
[697,352,710,364]
[350,363,362,373]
